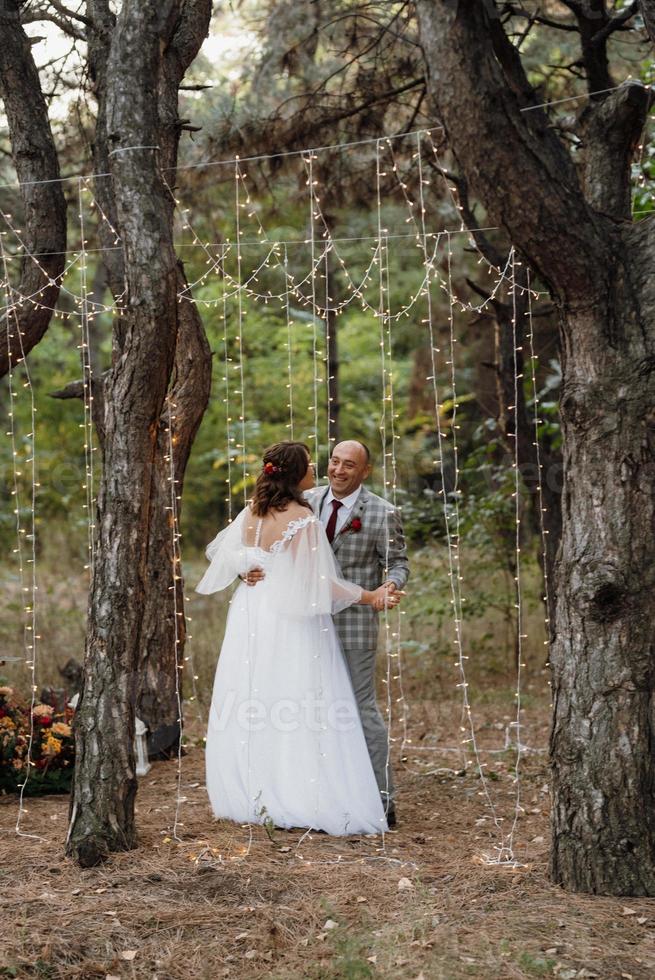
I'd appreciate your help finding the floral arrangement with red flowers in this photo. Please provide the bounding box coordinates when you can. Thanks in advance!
[0,685,75,796]
[342,517,363,535]
[263,461,281,475]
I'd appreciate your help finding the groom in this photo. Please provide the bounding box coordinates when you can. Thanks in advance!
[306,440,409,826]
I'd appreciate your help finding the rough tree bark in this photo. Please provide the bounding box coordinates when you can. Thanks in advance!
[0,0,67,378]
[65,0,182,867]
[137,0,212,755]
[417,0,655,895]
[46,1,211,755]
[59,0,213,756]
[86,0,126,312]
[139,276,211,756]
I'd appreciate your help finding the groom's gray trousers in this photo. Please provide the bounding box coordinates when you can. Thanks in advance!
[339,643,395,804]
[305,484,409,807]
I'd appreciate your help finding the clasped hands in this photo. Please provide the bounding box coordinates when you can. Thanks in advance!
[369,581,405,611]
[240,569,404,611]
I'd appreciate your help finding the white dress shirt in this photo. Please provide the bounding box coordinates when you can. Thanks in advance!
[319,485,363,537]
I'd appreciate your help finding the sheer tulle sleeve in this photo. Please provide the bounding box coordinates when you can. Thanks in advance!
[194,507,250,595]
[266,516,362,617]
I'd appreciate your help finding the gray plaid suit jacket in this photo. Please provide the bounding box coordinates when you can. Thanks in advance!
[306,485,410,651]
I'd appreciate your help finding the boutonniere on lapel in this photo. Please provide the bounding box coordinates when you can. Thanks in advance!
[341,517,362,535]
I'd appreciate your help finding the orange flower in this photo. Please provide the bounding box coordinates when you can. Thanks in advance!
[32,703,53,717]
[51,722,71,737]
[42,734,62,758]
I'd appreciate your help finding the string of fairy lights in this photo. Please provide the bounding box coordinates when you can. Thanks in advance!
[306,153,322,475]
[0,127,557,867]
[0,227,46,842]
[177,132,542,864]
[375,138,395,819]
[77,179,98,577]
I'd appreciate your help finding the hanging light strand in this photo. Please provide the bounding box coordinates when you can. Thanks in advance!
[0,230,45,841]
[77,180,98,577]
[234,159,248,506]
[379,140,409,754]
[503,249,527,864]
[220,245,234,521]
[305,152,322,471]
[284,244,295,439]
[164,392,186,843]
[415,134,513,857]
[526,270,553,675]
[375,139,394,837]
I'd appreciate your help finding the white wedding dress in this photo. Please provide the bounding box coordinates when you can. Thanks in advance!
[195,506,388,836]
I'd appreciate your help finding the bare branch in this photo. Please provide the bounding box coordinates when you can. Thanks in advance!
[50,379,86,399]
[504,5,580,32]
[49,0,92,27]
[580,80,653,218]
[416,0,604,301]
[167,0,212,73]
[0,0,67,378]
[20,9,85,41]
[589,0,639,46]
[439,167,504,270]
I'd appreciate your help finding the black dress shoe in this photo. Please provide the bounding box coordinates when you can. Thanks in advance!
[386,806,397,828]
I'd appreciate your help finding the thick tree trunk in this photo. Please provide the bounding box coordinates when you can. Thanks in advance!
[139,272,211,755]
[0,0,67,378]
[137,0,212,753]
[86,1,126,314]
[550,219,655,894]
[83,0,212,755]
[66,0,181,867]
[417,0,655,894]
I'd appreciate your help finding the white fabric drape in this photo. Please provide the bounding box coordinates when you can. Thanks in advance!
[195,507,249,594]
[264,515,362,616]
[195,508,387,835]
[194,508,363,615]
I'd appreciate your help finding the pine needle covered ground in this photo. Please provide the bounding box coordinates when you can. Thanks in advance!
[2,701,654,980]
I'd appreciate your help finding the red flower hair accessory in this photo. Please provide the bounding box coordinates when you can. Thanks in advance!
[263,461,281,475]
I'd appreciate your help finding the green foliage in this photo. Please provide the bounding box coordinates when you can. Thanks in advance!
[633,57,655,221]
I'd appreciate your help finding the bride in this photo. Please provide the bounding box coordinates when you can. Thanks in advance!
[195,440,401,836]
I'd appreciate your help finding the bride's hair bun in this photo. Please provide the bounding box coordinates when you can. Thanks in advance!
[252,441,313,516]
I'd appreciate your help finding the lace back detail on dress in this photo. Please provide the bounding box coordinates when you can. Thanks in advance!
[254,518,263,549]
[268,515,315,554]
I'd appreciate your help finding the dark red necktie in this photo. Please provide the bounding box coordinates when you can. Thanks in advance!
[325,499,342,543]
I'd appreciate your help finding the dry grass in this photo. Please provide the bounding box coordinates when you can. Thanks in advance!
[2,548,654,977]
[2,699,655,980]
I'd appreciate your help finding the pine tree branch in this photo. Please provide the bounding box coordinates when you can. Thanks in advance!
[0,0,67,379]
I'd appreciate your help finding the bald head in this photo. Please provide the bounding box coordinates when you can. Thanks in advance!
[327,441,372,498]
